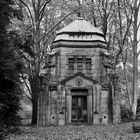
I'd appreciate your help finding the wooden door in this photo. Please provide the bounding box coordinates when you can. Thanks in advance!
[71,96,87,123]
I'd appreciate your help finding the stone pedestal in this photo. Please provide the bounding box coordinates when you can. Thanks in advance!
[93,114,100,124]
[102,113,108,125]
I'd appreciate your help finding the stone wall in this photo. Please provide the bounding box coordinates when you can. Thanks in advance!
[58,47,108,82]
[92,85,109,125]
[37,88,49,126]
[58,86,65,125]
[37,45,121,126]
[49,89,58,125]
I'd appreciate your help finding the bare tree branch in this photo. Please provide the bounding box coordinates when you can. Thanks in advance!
[106,0,115,19]
[24,91,32,101]
[125,0,133,10]
[21,73,32,96]
[128,30,134,47]
[138,1,140,10]
[18,0,35,28]
[114,0,123,66]
[122,6,133,45]
[40,7,80,43]
[85,0,97,26]
[39,0,51,22]
[137,21,140,31]
[138,49,140,57]
[97,1,103,19]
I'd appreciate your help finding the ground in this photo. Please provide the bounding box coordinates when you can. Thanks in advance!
[6,123,140,140]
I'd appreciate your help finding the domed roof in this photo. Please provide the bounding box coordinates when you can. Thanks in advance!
[57,17,103,34]
[53,17,107,48]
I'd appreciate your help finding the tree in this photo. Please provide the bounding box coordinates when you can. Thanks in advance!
[130,0,140,117]
[0,0,23,137]
[116,0,133,107]
[14,0,80,125]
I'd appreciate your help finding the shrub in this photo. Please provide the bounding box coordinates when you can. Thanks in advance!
[137,98,140,114]
[120,105,133,122]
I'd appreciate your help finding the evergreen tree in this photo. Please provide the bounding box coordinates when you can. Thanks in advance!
[0,0,23,138]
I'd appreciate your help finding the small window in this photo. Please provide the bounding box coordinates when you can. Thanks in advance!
[77,58,83,70]
[86,58,92,70]
[68,58,74,70]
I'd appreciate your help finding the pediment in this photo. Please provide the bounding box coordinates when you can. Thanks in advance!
[61,72,97,87]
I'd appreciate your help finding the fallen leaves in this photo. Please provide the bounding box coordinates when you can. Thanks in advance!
[6,123,140,140]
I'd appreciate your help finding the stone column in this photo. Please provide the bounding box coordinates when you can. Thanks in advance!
[66,87,72,124]
[110,74,120,124]
[93,85,96,113]
[87,88,93,125]
[57,85,61,125]
[96,85,101,113]
[58,86,65,126]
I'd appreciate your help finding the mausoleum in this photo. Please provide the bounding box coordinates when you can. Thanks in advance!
[37,17,121,126]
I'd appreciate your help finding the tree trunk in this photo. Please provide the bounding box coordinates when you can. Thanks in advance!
[31,93,38,125]
[132,50,138,118]
[30,75,40,125]
[123,63,132,108]
[131,0,139,118]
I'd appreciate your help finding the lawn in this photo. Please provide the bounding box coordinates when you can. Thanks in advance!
[6,123,140,140]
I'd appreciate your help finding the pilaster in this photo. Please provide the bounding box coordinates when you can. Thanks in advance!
[87,87,93,125]
[66,86,72,124]
[110,74,120,124]
[58,85,65,125]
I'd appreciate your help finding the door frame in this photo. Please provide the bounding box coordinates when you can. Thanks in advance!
[65,87,93,125]
[71,88,88,124]
[71,95,87,123]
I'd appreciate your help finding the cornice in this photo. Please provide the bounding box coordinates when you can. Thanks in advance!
[60,72,98,85]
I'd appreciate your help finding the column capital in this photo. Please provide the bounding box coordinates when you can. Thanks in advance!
[87,85,93,95]
[87,85,93,90]
[66,86,72,96]
[66,85,72,90]
[88,88,93,96]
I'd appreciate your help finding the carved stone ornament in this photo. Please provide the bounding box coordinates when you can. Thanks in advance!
[75,78,83,86]
[88,89,93,96]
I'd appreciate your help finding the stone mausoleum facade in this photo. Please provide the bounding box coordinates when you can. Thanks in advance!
[37,17,121,126]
